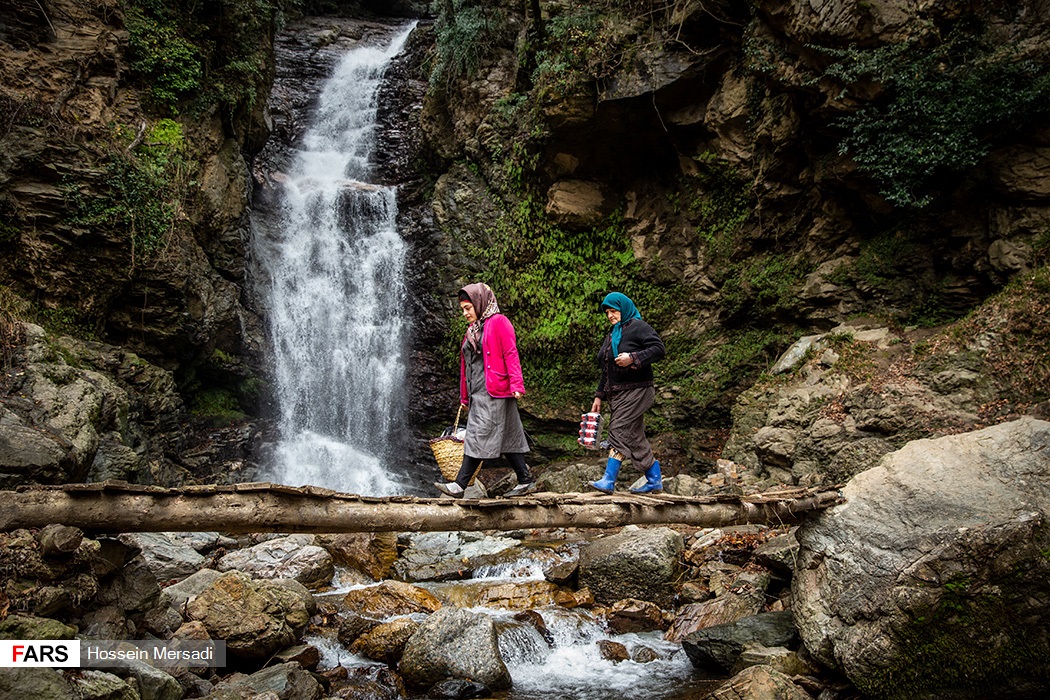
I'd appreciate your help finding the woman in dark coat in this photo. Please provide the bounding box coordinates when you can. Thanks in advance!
[589,292,666,494]
[434,282,537,498]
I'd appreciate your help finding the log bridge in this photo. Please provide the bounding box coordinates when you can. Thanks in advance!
[0,481,844,534]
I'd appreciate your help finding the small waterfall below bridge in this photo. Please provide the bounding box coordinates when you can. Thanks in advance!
[251,23,416,495]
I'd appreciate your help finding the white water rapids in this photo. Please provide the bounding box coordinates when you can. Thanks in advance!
[251,24,416,495]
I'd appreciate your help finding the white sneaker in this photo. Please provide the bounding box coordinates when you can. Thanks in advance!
[505,482,538,497]
[434,481,464,498]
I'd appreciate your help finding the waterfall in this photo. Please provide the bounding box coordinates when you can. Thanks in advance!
[251,24,416,495]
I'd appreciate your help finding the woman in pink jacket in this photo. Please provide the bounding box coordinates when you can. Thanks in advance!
[434,283,537,498]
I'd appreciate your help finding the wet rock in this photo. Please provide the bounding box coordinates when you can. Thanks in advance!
[793,417,1050,699]
[392,531,521,582]
[337,612,384,646]
[606,598,666,633]
[436,579,564,610]
[513,609,554,646]
[631,645,660,663]
[107,656,182,700]
[342,580,442,618]
[665,588,766,643]
[350,616,420,664]
[703,663,814,700]
[271,643,320,670]
[399,607,512,690]
[732,645,817,676]
[426,677,491,699]
[682,611,798,673]
[329,664,405,700]
[118,533,206,584]
[186,571,313,661]
[578,526,683,607]
[315,532,398,580]
[596,639,629,663]
[217,534,335,589]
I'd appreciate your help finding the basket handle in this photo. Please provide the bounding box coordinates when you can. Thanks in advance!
[453,405,463,431]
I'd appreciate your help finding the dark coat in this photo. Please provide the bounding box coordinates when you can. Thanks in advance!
[595,318,665,399]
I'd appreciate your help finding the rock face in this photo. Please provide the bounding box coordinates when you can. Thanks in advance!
[792,417,1050,700]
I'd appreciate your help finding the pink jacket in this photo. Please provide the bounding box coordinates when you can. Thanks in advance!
[460,313,526,404]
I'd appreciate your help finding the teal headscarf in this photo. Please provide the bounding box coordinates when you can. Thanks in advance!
[600,292,641,356]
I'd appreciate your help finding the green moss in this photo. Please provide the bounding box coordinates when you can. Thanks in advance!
[720,252,811,321]
[862,578,1050,699]
[190,388,246,421]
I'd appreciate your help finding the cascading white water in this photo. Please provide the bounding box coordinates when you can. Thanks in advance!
[252,24,416,495]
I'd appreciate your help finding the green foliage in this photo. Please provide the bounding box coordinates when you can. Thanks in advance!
[125,7,202,111]
[190,387,247,421]
[533,8,606,96]
[461,197,672,411]
[686,154,754,262]
[123,0,277,114]
[431,1,510,90]
[660,328,787,411]
[720,253,810,321]
[66,118,190,266]
[824,25,1050,208]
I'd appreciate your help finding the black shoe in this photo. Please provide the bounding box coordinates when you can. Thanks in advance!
[505,482,538,497]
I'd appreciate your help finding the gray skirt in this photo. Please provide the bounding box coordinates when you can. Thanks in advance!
[463,341,529,459]
[607,385,656,469]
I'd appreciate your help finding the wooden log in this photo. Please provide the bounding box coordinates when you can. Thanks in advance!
[0,488,843,534]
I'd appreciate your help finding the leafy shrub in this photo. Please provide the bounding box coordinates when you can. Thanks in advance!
[824,25,1050,208]
[125,7,202,111]
[431,0,510,90]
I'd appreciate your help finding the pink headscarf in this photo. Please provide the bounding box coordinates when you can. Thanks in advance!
[460,282,500,352]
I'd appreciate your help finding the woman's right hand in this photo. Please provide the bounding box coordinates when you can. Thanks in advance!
[591,397,601,413]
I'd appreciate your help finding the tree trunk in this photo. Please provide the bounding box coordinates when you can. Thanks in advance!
[0,483,842,534]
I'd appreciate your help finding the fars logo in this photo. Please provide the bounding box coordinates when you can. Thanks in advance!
[0,640,81,667]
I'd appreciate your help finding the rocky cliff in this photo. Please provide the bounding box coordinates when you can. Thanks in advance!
[0,0,276,485]
[0,0,1048,489]
[402,0,1050,474]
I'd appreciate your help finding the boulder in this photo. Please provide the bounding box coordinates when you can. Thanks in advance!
[217,534,335,589]
[314,532,397,580]
[399,607,512,690]
[578,526,683,606]
[118,533,206,584]
[342,580,442,618]
[158,568,223,610]
[682,611,798,673]
[606,598,666,634]
[703,663,814,700]
[186,571,313,661]
[544,180,609,230]
[392,531,521,582]
[69,670,139,700]
[665,589,767,643]
[793,417,1050,700]
[350,617,420,664]
[0,667,75,700]
[211,662,323,700]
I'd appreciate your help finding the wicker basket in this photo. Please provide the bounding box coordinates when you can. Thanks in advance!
[429,407,480,485]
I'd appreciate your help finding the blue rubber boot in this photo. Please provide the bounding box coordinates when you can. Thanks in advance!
[630,460,663,494]
[589,457,622,494]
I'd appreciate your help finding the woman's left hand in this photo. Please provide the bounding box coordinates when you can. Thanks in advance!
[513,391,523,399]
[615,352,634,367]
